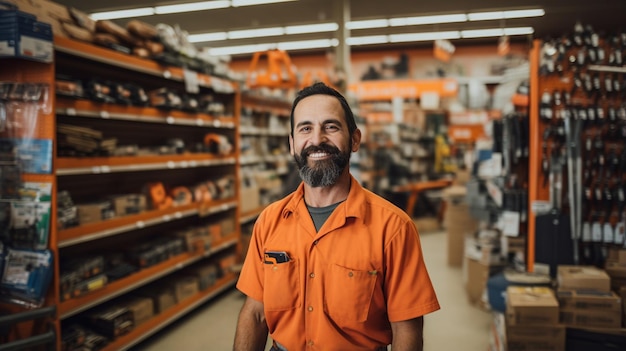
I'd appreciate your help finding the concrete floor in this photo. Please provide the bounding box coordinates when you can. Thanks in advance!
[133,229,493,351]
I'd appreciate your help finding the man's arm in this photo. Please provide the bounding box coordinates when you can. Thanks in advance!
[390,316,424,351]
[233,296,269,351]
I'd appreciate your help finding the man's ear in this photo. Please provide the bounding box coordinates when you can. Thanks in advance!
[289,134,295,156]
[351,129,361,152]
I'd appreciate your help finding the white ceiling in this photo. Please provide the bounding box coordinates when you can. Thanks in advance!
[52,0,626,56]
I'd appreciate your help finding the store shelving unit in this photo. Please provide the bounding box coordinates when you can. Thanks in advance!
[238,91,292,222]
[1,36,242,350]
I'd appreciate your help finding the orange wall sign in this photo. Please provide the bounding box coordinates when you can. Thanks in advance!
[348,78,458,101]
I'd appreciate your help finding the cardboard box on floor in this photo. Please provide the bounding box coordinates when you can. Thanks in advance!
[443,185,479,267]
[506,286,559,326]
[463,256,506,309]
[557,265,611,292]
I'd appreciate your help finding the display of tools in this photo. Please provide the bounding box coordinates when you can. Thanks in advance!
[537,22,626,267]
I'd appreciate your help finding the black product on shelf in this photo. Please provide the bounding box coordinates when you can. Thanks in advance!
[126,84,149,106]
[57,190,79,229]
[61,323,87,351]
[126,241,167,268]
[148,87,182,110]
[86,305,134,339]
[81,329,111,350]
[103,262,138,282]
[83,80,116,104]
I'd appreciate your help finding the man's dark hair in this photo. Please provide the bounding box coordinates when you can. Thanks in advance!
[290,82,357,137]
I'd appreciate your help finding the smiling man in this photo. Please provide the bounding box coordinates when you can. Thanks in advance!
[233,82,439,351]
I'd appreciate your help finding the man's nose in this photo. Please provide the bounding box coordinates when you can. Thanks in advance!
[310,128,327,145]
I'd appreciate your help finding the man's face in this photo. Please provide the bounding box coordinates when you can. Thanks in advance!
[289,94,359,187]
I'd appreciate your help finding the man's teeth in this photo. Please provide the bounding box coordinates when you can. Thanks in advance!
[309,152,328,158]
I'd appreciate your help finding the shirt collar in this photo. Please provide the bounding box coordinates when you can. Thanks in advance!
[281,175,368,219]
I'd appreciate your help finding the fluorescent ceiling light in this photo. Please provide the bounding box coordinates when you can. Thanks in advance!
[232,0,296,7]
[461,26,534,38]
[228,27,284,39]
[461,28,504,38]
[155,1,230,14]
[208,43,277,56]
[504,27,534,35]
[278,38,339,51]
[90,8,154,20]
[468,8,544,21]
[389,14,467,27]
[390,31,461,43]
[347,35,389,46]
[188,32,228,43]
[347,19,389,30]
[285,23,338,34]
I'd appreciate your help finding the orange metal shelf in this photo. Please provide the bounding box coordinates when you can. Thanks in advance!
[56,98,236,127]
[100,274,238,351]
[58,198,237,247]
[59,237,239,319]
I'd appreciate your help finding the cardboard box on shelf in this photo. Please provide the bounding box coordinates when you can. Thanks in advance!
[109,194,147,217]
[556,289,622,311]
[605,261,626,285]
[607,247,626,264]
[118,296,154,326]
[174,276,199,302]
[4,0,71,37]
[506,286,559,326]
[239,186,260,213]
[619,285,626,328]
[220,217,236,236]
[557,265,611,292]
[137,284,176,314]
[560,308,622,329]
[506,324,565,351]
[76,201,114,225]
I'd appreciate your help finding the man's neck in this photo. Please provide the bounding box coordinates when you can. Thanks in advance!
[303,172,351,207]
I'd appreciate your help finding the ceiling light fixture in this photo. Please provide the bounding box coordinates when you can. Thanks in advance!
[346,19,389,30]
[468,8,545,21]
[90,7,154,20]
[389,14,467,27]
[205,25,534,56]
[278,38,339,51]
[389,31,461,43]
[232,0,297,6]
[188,32,229,42]
[228,27,285,39]
[346,35,389,46]
[285,23,338,34]
[155,1,230,14]
[90,0,296,20]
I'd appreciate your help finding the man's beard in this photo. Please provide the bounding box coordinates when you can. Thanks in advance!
[294,143,350,187]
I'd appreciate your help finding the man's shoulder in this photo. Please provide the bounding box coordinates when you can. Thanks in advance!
[359,187,414,223]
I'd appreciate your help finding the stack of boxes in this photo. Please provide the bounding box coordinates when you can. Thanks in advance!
[503,286,564,351]
[556,265,621,330]
[492,260,626,351]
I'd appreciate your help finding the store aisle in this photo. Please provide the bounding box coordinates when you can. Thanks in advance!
[135,229,492,351]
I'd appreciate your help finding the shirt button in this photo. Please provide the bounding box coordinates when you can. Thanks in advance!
[308,341,314,346]
[307,306,313,312]
[348,271,354,277]
[309,272,315,278]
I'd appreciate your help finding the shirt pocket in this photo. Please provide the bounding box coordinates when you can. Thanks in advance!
[324,263,378,322]
[263,259,300,311]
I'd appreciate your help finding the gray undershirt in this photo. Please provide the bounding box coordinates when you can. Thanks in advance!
[306,201,343,232]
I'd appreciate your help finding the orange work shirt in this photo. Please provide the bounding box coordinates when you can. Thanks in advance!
[237,176,440,350]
